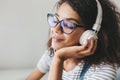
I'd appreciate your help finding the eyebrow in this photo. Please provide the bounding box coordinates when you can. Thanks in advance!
[55,13,80,24]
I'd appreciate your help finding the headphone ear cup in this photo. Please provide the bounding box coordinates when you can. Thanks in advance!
[79,30,98,45]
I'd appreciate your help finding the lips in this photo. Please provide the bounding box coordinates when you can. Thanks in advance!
[52,36,63,42]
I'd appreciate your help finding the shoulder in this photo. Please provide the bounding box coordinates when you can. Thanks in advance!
[37,50,53,73]
[39,50,53,61]
[85,63,117,80]
[94,62,117,72]
[38,50,54,64]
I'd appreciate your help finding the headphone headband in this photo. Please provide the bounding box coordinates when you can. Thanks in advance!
[92,0,103,33]
[79,0,103,45]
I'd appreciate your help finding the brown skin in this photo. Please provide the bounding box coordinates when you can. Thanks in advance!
[48,2,97,80]
[26,67,45,80]
[26,2,97,80]
[51,2,85,51]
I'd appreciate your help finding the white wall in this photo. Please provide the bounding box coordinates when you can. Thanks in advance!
[0,0,58,69]
[0,0,119,70]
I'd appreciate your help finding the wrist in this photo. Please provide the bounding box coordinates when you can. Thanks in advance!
[54,51,65,62]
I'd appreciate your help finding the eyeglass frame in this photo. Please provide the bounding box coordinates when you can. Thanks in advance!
[47,13,85,34]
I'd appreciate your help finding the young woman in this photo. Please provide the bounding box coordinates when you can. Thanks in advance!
[27,0,120,80]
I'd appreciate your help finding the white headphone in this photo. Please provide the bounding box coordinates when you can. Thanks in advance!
[79,0,103,45]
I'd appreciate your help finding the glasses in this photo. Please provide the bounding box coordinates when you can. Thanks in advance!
[47,13,85,34]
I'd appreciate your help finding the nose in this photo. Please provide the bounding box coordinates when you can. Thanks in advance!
[51,23,62,34]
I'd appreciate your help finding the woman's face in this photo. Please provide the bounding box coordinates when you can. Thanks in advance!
[51,2,85,51]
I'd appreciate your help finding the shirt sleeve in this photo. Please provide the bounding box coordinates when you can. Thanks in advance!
[87,64,117,80]
[37,50,51,73]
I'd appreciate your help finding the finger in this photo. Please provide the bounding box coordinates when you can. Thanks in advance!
[91,39,97,53]
[88,39,96,53]
[79,39,97,56]
[74,39,89,53]
[83,39,89,47]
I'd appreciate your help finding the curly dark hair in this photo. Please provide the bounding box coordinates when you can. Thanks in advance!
[47,0,120,67]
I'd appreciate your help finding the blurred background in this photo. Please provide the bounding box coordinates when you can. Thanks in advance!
[0,0,58,80]
[0,0,120,80]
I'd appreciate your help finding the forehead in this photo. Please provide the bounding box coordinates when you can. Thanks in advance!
[56,2,80,21]
[54,13,80,23]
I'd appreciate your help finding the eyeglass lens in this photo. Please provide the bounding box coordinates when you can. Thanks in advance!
[47,13,79,34]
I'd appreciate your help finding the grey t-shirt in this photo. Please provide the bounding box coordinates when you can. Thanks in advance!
[37,50,52,73]
[37,50,117,80]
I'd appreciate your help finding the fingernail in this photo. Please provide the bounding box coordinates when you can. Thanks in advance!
[83,39,88,45]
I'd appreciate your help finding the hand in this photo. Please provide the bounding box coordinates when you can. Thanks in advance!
[55,39,97,60]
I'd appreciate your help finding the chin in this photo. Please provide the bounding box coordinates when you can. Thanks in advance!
[51,44,63,51]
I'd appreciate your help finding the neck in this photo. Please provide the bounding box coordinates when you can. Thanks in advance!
[63,58,81,72]
[65,58,80,63]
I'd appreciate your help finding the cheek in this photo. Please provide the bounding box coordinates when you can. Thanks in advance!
[50,28,54,37]
[68,34,80,44]
[64,34,80,46]
[66,29,85,45]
